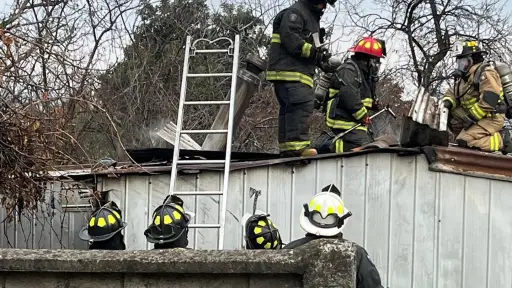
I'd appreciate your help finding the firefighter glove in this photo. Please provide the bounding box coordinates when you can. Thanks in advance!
[361,115,371,126]
[443,100,453,110]
[314,47,331,67]
[314,99,323,110]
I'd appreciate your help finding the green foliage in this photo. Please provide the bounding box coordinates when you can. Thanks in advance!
[90,0,270,157]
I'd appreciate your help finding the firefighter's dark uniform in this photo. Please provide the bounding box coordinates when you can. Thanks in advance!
[266,0,322,155]
[326,57,375,153]
[284,234,383,288]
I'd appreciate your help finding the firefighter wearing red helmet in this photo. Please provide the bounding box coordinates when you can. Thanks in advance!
[316,37,386,153]
[266,0,335,158]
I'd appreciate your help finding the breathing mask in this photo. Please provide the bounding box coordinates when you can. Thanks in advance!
[369,58,381,82]
[455,56,473,76]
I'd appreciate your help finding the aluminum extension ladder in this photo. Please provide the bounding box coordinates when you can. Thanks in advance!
[168,35,240,250]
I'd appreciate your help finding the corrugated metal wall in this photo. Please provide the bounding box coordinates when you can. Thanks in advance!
[0,181,91,250]
[1,152,511,288]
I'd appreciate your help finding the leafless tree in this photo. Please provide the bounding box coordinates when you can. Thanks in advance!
[343,0,512,95]
[0,0,139,217]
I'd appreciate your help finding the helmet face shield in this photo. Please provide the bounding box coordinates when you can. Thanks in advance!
[310,211,340,228]
[456,56,473,74]
[303,203,352,229]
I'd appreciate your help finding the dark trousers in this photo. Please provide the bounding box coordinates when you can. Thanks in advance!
[274,82,314,152]
[330,128,371,153]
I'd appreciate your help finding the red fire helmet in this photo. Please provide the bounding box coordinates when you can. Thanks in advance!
[348,37,386,58]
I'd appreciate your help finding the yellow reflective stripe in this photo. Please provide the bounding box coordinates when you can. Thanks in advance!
[301,42,312,58]
[329,89,339,98]
[461,97,478,109]
[326,118,369,130]
[335,139,344,153]
[271,33,280,43]
[490,132,501,151]
[266,71,314,87]
[362,98,373,108]
[352,106,368,120]
[279,141,310,151]
[469,104,487,120]
[442,96,457,110]
[326,99,368,130]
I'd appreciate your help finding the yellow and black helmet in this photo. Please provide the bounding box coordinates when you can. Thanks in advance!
[144,195,194,244]
[455,39,488,58]
[79,201,127,242]
[244,214,282,250]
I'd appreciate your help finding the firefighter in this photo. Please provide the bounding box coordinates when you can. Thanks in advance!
[442,40,506,153]
[323,37,386,153]
[144,195,194,249]
[284,184,383,288]
[79,201,127,250]
[243,213,283,250]
[266,0,335,157]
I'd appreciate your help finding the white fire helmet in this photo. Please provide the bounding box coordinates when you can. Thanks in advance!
[299,184,352,236]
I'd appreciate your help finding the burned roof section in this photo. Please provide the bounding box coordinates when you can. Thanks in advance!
[47,143,512,183]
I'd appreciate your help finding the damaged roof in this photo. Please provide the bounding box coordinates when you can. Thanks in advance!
[48,140,512,183]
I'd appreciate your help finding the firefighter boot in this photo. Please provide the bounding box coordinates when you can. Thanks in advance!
[501,129,512,155]
[280,147,318,158]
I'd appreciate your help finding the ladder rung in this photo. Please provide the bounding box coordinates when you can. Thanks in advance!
[194,49,229,54]
[181,129,228,134]
[184,100,230,105]
[187,73,232,77]
[173,191,223,196]
[189,224,221,228]
[177,159,226,164]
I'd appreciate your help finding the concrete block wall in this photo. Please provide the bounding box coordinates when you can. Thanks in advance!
[0,239,356,288]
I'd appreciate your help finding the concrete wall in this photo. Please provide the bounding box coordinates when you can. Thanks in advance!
[0,239,356,288]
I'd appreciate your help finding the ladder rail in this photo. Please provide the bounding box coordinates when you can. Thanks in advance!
[218,34,240,249]
[168,35,240,250]
[169,36,192,197]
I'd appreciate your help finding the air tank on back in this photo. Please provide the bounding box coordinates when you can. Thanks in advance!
[313,56,343,106]
[494,61,512,118]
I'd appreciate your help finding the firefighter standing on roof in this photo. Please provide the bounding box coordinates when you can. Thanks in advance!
[442,40,506,153]
[326,37,385,153]
[266,0,335,157]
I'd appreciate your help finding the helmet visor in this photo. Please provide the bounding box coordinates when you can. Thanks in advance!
[309,211,341,229]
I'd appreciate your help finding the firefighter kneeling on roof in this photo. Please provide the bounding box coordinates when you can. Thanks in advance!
[314,37,386,153]
[442,40,508,153]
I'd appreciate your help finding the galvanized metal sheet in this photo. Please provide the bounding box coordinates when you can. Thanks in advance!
[2,153,512,288]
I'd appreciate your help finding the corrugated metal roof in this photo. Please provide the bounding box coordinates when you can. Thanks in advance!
[48,145,512,182]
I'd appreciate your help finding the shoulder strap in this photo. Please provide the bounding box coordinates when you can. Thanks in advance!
[343,59,362,86]
[473,60,495,89]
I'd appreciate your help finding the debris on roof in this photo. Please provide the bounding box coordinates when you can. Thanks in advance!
[46,139,512,183]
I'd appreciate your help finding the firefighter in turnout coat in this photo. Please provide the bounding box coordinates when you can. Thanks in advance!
[442,40,506,152]
[266,0,335,157]
[325,37,386,153]
[283,184,384,288]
